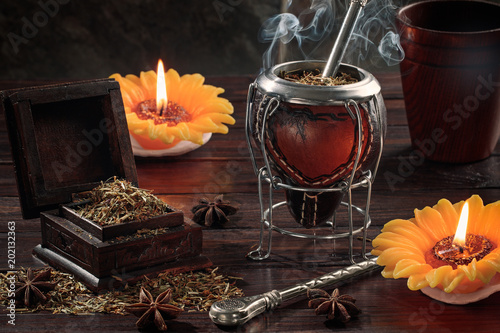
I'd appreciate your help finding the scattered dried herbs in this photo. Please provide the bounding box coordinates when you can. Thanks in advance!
[0,267,243,315]
[75,177,169,226]
[307,288,360,323]
[125,287,183,331]
[191,194,238,227]
[280,69,358,86]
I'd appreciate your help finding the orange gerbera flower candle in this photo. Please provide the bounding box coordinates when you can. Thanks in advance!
[372,195,500,304]
[110,60,235,156]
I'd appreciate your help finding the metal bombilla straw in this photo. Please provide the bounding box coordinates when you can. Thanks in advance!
[210,257,380,326]
[322,0,368,78]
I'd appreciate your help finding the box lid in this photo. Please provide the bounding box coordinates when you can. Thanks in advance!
[1,78,138,219]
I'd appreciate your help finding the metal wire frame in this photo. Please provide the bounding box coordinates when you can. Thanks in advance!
[245,83,384,264]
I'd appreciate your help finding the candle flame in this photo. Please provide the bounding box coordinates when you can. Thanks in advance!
[453,202,469,248]
[156,59,167,112]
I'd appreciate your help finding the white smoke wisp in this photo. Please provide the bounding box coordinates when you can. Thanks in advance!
[259,0,405,71]
[378,31,404,65]
[345,0,405,67]
[259,0,336,70]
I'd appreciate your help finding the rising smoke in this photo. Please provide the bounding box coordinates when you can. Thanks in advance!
[259,0,336,69]
[259,0,405,71]
[346,0,405,67]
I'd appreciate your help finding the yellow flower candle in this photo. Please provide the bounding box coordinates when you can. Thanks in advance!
[110,60,235,156]
[372,195,500,304]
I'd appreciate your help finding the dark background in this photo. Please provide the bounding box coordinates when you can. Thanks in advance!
[0,0,282,80]
[0,0,398,80]
[1,0,499,80]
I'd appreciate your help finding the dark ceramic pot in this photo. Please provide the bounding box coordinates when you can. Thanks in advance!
[247,60,386,228]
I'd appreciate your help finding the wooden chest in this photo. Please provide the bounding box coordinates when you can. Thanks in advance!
[1,79,211,291]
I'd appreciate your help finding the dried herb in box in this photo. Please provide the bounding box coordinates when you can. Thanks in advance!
[75,177,169,226]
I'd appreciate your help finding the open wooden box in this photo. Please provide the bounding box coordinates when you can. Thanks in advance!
[1,79,211,290]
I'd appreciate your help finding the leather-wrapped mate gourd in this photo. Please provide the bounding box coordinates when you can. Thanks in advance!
[248,61,386,228]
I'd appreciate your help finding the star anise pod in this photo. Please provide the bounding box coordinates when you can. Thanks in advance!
[307,288,360,323]
[15,268,55,307]
[191,194,238,227]
[125,287,183,331]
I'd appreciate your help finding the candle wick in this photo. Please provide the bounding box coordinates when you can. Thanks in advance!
[458,245,464,254]
[158,101,165,117]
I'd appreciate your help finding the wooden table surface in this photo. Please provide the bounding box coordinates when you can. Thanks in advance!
[1,75,499,332]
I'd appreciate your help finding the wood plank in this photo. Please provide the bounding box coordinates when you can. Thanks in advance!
[1,75,500,333]
[3,188,499,233]
[2,148,499,196]
[1,231,500,332]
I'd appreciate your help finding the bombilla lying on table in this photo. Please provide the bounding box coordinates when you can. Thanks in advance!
[209,257,379,326]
